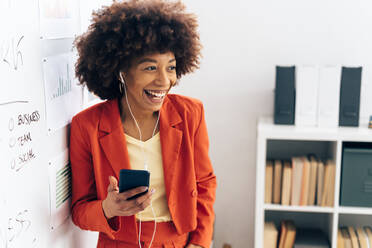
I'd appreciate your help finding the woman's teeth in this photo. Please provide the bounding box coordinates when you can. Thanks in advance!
[145,90,166,98]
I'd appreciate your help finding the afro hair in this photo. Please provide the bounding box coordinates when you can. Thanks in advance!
[74,0,202,100]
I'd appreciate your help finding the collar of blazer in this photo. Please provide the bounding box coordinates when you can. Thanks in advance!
[98,95,183,195]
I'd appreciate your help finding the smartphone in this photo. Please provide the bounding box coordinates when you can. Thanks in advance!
[119,169,150,200]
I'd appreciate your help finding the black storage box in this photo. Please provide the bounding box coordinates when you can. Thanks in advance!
[340,142,372,207]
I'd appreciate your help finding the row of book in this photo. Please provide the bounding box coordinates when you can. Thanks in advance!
[264,220,329,248]
[338,226,372,248]
[274,65,363,127]
[265,156,336,206]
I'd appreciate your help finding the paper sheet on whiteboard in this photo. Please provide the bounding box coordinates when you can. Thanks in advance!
[48,149,71,230]
[39,0,79,39]
[43,53,82,134]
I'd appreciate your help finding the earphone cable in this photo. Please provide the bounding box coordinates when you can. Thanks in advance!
[120,73,158,248]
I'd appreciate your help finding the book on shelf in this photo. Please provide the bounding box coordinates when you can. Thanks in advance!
[278,220,296,248]
[318,65,341,128]
[356,227,368,248]
[294,228,329,248]
[278,220,288,248]
[339,66,362,127]
[340,227,352,248]
[265,160,274,204]
[274,66,296,125]
[337,229,344,248]
[295,65,319,127]
[264,221,278,248]
[320,160,329,207]
[291,157,303,206]
[347,226,359,248]
[307,155,318,206]
[299,156,311,206]
[273,160,283,204]
[363,226,372,247]
[327,160,336,206]
[283,221,296,248]
[316,160,325,206]
[321,160,336,207]
[281,160,292,205]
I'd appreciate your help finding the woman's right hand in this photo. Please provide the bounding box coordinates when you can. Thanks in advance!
[102,176,154,219]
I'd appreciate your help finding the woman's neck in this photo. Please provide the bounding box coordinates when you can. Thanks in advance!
[119,96,156,122]
[118,97,159,140]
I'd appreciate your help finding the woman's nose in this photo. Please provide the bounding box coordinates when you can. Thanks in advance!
[156,69,171,87]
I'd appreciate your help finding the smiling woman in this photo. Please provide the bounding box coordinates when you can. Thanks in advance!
[121,52,177,118]
[70,1,216,248]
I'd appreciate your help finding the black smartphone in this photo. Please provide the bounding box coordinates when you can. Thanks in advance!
[119,169,150,200]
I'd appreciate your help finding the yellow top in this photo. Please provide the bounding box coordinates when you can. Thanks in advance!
[125,133,172,222]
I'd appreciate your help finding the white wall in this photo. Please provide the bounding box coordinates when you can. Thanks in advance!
[172,0,372,247]
[73,1,372,247]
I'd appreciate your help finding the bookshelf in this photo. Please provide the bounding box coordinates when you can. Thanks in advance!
[255,117,372,248]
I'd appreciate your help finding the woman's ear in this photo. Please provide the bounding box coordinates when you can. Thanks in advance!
[167,79,178,91]
[172,79,179,87]
[119,72,125,84]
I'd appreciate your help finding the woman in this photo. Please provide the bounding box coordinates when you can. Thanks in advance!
[70,0,216,247]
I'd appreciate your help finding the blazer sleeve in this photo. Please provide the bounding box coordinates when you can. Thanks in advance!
[188,104,217,248]
[70,116,121,239]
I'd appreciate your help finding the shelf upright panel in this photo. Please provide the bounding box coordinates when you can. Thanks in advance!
[333,140,343,209]
[331,140,342,248]
[254,129,267,248]
[331,212,339,248]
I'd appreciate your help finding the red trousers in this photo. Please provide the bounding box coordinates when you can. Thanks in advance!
[97,221,188,248]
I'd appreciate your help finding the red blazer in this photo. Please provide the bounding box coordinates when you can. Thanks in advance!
[70,94,217,248]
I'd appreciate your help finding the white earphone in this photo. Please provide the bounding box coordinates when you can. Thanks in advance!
[119,72,158,248]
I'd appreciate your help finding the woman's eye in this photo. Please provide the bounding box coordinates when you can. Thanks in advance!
[145,66,156,71]
[169,66,176,71]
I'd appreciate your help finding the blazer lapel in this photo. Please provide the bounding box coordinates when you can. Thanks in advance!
[97,97,183,193]
[159,97,183,200]
[99,99,131,179]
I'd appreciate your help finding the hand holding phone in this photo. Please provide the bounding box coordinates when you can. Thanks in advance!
[102,172,153,219]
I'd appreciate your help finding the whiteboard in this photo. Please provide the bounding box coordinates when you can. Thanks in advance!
[0,0,108,247]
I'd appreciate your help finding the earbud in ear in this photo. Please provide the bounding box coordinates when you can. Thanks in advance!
[119,73,124,84]
[171,79,178,87]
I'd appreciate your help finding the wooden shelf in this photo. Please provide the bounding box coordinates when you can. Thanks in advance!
[255,117,372,248]
[258,116,372,142]
[264,204,334,213]
[338,206,372,215]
